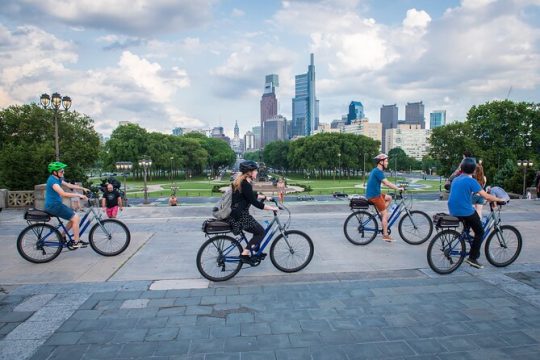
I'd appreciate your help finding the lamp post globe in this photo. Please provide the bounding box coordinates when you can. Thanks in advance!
[39,92,72,161]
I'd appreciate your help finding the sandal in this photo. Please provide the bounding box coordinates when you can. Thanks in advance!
[382,235,394,242]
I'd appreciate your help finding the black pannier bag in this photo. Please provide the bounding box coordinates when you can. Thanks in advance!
[433,213,460,228]
[24,208,51,222]
[349,197,369,210]
[202,218,231,234]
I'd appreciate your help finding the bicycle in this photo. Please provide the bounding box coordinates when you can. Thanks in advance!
[16,192,131,263]
[196,200,314,282]
[343,190,433,245]
[427,201,522,274]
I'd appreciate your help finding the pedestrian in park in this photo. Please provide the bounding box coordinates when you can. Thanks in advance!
[448,158,505,269]
[169,194,178,206]
[45,162,88,248]
[365,154,404,242]
[101,183,123,218]
[228,160,279,265]
[277,177,286,203]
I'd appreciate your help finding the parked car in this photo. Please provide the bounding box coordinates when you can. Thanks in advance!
[333,192,348,198]
[297,195,314,201]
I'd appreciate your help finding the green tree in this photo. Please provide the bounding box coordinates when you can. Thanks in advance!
[0,104,99,190]
[263,141,290,172]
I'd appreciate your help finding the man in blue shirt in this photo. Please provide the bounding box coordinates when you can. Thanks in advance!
[448,158,504,268]
[45,162,89,248]
[366,153,403,242]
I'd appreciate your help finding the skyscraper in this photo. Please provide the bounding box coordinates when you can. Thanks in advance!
[430,110,446,129]
[260,74,279,147]
[292,53,319,137]
[405,101,425,129]
[263,115,287,145]
[380,104,399,153]
[347,101,365,124]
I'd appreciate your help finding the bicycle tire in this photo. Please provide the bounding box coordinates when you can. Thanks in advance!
[270,230,314,273]
[343,210,378,245]
[485,225,522,267]
[427,229,465,275]
[196,235,243,282]
[89,219,131,256]
[398,210,433,245]
[17,223,63,263]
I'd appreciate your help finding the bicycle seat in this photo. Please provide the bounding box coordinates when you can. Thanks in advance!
[24,208,52,222]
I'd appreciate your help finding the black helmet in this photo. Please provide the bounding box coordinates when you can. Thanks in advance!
[239,160,258,173]
[461,157,476,174]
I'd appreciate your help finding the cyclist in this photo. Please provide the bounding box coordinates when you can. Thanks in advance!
[44,162,89,248]
[448,157,505,269]
[228,160,279,265]
[365,153,404,242]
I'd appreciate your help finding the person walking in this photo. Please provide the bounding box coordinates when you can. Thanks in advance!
[365,154,403,242]
[277,177,286,203]
[101,183,123,218]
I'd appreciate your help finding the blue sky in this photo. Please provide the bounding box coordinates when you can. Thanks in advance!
[1,0,539,137]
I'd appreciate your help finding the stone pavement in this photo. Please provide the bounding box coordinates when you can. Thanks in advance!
[0,199,539,359]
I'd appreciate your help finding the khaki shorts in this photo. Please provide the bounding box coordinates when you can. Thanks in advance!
[368,194,387,212]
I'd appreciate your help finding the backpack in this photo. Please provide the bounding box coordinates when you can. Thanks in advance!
[444,169,462,191]
[212,186,233,220]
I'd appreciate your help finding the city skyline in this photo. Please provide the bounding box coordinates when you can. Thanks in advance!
[0,0,539,138]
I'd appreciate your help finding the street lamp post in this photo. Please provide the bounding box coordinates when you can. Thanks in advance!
[138,157,152,204]
[363,153,367,187]
[115,161,132,205]
[40,92,71,161]
[517,160,534,198]
[337,152,341,182]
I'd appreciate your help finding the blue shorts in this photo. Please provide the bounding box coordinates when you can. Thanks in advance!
[45,203,75,221]
[472,193,487,205]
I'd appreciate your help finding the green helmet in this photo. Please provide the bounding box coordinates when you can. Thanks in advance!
[48,161,67,173]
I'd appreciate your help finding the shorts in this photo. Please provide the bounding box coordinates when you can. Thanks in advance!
[368,194,387,212]
[106,206,119,218]
[45,203,75,221]
[472,193,487,205]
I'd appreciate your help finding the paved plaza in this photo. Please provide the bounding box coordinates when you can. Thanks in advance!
[0,199,539,359]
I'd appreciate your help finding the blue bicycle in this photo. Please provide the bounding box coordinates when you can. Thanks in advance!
[16,193,130,263]
[343,190,433,245]
[197,200,314,282]
[427,201,522,274]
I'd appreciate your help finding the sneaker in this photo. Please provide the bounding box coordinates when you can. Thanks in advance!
[382,235,394,242]
[465,258,484,269]
[240,255,255,266]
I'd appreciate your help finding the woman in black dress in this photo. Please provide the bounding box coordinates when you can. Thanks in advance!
[229,160,279,265]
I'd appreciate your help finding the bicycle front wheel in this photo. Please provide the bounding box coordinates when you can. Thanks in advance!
[343,210,378,245]
[485,225,522,267]
[427,229,465,274]
[196,235,243,282]
[89,219,131,256]
[17,223,63,263]
[398,210,433,245]
[270,230,314,273]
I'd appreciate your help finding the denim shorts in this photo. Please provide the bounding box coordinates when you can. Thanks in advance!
[472,193,487,205]
[45,203,75,220]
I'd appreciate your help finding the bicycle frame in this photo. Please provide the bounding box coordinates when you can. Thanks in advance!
[363,192,416,233]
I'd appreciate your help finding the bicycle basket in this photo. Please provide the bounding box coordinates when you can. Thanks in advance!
[349,197,369,210]
[24,208,51,222]
[433,213,460,228]
[202,218,231,234]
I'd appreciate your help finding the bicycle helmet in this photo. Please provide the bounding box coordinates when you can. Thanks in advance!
[460,157,477,174]
[239,160,258,173]
[373,153,389,163]
[48,161,67,173]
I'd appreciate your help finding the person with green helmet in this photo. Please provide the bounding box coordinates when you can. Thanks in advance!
[45,161,89,248]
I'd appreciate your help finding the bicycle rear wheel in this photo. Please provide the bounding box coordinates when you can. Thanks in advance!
[89,219,131,256]
[197,235,243,281]
[398,210,433,245]
[343,210,378,245]
[270,230,314,273]
[17,223,63,263]
[485,225,522,267]
[427,229,465,274]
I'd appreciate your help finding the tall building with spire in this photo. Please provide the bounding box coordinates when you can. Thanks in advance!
[292,53,319,137]
[231,121,244,156]
[260,74,279,147]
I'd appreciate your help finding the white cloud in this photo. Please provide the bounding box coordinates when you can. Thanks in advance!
[402,9,432,30]
[231,8,245,17]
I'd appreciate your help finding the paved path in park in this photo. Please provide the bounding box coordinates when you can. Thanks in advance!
[0,200,539,359]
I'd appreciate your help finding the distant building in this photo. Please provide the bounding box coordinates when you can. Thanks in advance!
[430,110,446,129]
[211,126,230,144]
[404,101,425,129]
[172,127,183,136]
[292,53,319,137]
[342,119,382,146]
[331,119,347,130]
[385,127,431,160]
[347,101,365,125]
[244,131,256,152]
[252,126,261,149]
[230,121,244,156]
[380,104,399,153]
[260,74,279,147]
[314,123,341,134]
[263,115,288,145]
